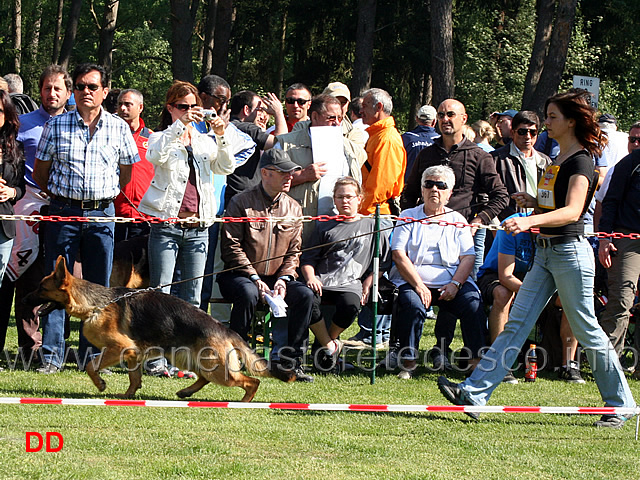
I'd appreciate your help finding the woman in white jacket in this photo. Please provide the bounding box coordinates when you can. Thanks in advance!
[139,80,234,306]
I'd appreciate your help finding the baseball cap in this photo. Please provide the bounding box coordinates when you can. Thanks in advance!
[322,82,351,102]
[259,149,301,173]
[598,113,616,125]
[417,105,437,121]
[497,109,518,118]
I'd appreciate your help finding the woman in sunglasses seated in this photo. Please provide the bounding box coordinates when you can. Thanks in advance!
[389,165,487,379]
[139,80,234,307]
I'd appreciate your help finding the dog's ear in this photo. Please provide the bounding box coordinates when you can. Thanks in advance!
[53,256,70,287]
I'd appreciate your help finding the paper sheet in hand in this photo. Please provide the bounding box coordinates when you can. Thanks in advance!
[263,292,288,318]
[311,126,348,215]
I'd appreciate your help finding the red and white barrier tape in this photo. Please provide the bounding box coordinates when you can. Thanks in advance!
[1,396,638,415]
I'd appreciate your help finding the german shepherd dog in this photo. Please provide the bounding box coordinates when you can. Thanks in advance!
[24,256,294,401]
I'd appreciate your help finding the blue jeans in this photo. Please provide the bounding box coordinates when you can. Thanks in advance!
[41,200,115,368]
[148,223,209,306]
[199,222,220,310]
[460,239,636,408]
[472,227,486,281]
[0,230,13,288]
[395,282,487,361]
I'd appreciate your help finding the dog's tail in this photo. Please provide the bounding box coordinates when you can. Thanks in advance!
[232,338,295,383]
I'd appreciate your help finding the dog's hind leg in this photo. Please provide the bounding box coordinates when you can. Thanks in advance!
[203,367,261,402]
[176,376,210,399]
[119,355,143,399]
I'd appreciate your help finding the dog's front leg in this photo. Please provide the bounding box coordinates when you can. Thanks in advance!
[85,357,107,392]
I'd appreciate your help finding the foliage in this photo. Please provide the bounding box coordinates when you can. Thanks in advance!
[0,0,639,132]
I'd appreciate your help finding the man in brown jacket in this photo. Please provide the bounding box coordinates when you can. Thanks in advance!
[218,149,314,381]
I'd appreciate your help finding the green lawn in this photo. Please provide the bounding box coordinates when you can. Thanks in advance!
[2,316,640,479]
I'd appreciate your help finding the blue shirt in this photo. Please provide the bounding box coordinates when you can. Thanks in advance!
[401,125,440,182]
[17,105,52,188]
[36,108,139,200]
[194,120,254,214]
[477,213,533,279]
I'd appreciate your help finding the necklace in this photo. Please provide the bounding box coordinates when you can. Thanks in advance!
[555,140,580,164]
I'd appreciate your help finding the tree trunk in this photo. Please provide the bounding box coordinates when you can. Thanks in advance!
[201,0,218,77]
[211,0,234,78]
[522,0,556,110]
[97,0,120,84]
[13,0,22,73]
[52,0,64,63]
[275,9,287,97]
[170,0,200,82]
[522,0,578,118]
[58,0,84,70]
[430,0,455,106]
[351,0,376,97]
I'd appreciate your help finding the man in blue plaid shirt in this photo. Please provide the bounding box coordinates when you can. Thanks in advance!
[33,63,139,373]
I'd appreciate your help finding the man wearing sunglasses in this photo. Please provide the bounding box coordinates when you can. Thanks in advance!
[492,111,551,221]
[275,94,366,244]
[284,83,312,132]
[32,63,140,374]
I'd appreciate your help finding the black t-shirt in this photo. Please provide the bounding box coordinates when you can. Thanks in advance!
[539,151,597,236]
[226,119,271,204]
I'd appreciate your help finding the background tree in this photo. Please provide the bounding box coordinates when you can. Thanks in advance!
[95,0,120,83]
[351,0,376,97]
[430,0,455,106]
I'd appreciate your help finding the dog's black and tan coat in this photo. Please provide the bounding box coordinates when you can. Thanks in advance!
[25,256,294,401]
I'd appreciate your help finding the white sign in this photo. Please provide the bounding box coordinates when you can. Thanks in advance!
[572,75,600,108]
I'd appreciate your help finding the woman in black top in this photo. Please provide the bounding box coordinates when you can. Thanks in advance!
[438,91,636,428]
[0,89,26,287]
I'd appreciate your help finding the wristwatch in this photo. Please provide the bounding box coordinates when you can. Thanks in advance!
[450,280,462,290]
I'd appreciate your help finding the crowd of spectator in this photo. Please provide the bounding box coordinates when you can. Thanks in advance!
[1,66,639,427]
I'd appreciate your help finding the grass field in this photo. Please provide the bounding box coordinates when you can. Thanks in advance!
[2,316,640,480]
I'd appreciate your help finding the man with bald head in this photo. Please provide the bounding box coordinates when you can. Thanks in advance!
[402,99,507,227]
[400,98,508,369]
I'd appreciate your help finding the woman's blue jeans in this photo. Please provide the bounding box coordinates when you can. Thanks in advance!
[460,238,636,408]
[148,223,209,306]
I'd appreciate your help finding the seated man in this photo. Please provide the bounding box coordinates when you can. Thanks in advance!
[217,149,314,382]
[389,165,487,378]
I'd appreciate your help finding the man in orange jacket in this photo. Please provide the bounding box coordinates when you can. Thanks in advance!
[345,88,406,349]
[359,88,406,215]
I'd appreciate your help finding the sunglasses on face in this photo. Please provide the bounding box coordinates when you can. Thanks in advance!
[208,93,229,105]
[173,103,198,111]
[285,97,311,106]
[516,127,538,137]
[437,111,458,119]
[423,180,448,190]
[629,136,640,144]
[74,83,101,92]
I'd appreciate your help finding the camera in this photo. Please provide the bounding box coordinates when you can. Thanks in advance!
[201,109,217,121]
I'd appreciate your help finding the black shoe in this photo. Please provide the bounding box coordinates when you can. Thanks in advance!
[36,363,60,374]
[293,365,314,382]
[437,376,479,420]
[593,413,634,428]
[558,362,585,384]
[502,371,519,384]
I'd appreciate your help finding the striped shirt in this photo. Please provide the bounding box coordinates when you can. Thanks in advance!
[36,108,140,200]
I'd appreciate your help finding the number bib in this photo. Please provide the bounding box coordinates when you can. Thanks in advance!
[537,165,560,210]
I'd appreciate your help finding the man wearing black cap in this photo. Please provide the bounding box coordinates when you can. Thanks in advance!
[218,149,314,381]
